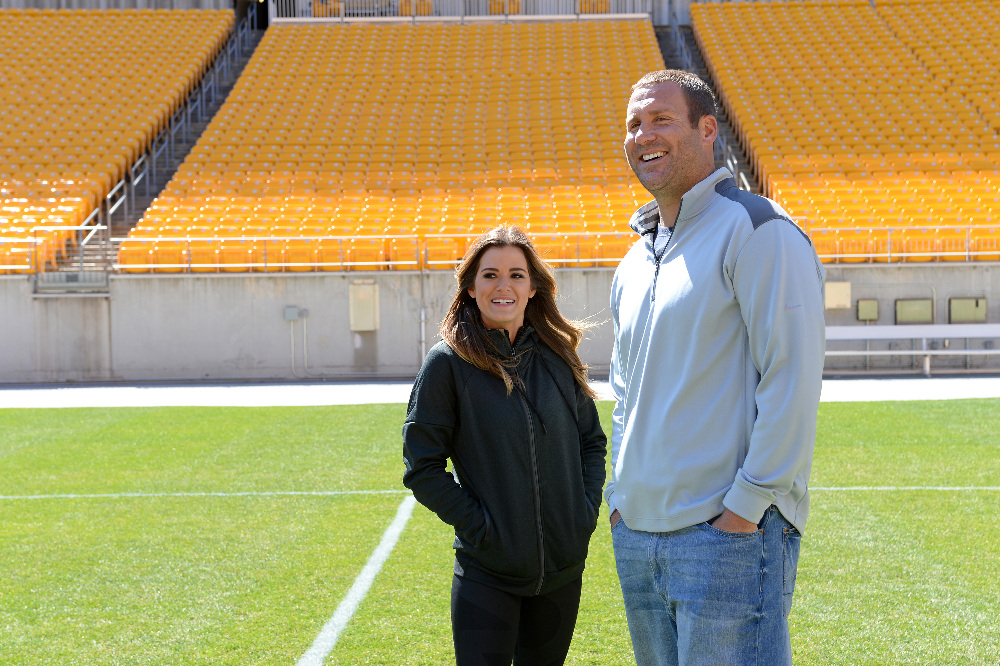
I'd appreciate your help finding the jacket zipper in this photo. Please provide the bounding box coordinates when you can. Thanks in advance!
[516,385,546,595]
[650,211,680,303]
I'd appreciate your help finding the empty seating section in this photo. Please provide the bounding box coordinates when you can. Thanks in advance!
[122,20,661,272]
[0,9,233,274]
[692,0,1000,263]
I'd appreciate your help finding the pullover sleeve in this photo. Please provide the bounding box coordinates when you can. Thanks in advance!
[576,382,608,518]
[402,347,490,548]
[724,219,826,525]
[604,273,626,514]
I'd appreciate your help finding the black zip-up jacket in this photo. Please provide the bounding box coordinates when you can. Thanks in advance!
[402,326,607,596]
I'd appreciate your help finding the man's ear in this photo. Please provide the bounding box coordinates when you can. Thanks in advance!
[701,114,719,144]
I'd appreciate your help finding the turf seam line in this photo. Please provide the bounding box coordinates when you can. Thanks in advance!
[297,494,417,666]
[0,490,410,500]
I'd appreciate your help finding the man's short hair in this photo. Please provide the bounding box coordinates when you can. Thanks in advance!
[631,70,718,128]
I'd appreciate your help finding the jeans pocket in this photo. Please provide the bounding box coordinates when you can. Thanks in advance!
[701,521,763,539]
[782,526,801,617]
[610,514,626,534]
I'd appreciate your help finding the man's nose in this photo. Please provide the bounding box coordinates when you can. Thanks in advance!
[634,124,655,144]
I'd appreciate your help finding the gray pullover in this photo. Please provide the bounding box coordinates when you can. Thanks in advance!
[605,168,826,534]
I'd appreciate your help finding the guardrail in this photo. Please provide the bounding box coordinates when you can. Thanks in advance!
[111,230,634,272]
[826,324,1000,376]
[271,0,651,21]
[0,220,108,275]
[807,224,1000,264]
[670,8,694,70]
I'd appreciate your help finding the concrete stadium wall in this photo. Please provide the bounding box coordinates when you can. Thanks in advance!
[0,269,615,383]
[823,263,1000,374]
[2,263,999,384]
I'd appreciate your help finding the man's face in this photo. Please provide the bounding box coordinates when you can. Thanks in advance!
[624,82,714,198]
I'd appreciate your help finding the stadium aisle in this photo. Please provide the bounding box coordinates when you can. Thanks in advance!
[1,377,1000,408]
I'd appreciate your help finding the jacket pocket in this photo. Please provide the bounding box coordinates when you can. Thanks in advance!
[458,500,538,580]
[455,501,493,550]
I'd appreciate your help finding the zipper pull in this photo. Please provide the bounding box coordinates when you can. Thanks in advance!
[651,263,659,303]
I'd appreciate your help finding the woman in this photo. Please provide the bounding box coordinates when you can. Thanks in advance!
[402,225,607,665]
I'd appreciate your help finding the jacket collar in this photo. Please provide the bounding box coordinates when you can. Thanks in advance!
[628,167,733,236]
[486,324,536,356]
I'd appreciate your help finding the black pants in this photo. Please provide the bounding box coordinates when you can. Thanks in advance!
[451,574,582,666]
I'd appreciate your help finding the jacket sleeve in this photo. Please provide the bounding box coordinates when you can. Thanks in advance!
[402,347,490,547]
[576,382,608,519]
[725,219,826,524]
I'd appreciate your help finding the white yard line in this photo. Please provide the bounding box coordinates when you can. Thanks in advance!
[297,495,417,666]
[812,486,1000,491]
[0,490,408,500]
[5,486,1000,502]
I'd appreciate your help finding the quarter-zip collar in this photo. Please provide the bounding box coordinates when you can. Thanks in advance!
[627,167,734,237]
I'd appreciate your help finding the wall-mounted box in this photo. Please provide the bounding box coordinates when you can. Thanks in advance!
[895,299,933,324]
[349,281,379,332]
[949,297,987,324]
[825,281,852,309]
[857,299,879,322]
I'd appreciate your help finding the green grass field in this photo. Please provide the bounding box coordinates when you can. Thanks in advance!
[2,400,999,664]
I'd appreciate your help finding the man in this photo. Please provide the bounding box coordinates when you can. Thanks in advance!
[606,69,826,665]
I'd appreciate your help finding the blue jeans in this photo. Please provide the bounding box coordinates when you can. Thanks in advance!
[612,506,801,666]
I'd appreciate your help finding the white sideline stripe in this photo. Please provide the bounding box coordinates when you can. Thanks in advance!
[3,377,1000,409]
[0,490,409,500]
[812,486,1000,491]
[297,494,417,666]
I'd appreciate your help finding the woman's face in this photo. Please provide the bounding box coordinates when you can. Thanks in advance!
[468,245,536,341]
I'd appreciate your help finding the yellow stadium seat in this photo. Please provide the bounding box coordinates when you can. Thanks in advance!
[118,239,153,273]
[187,239,219,273]
[152,239,187,273]
[836,228,871,264]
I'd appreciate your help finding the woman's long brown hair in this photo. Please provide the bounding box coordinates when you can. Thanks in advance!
[440,225,597,399]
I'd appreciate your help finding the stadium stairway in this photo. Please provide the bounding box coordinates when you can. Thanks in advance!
[654,25,761,194]
[53,26,267,274]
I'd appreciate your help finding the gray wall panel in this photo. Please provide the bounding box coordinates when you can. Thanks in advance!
[2,264,999,383]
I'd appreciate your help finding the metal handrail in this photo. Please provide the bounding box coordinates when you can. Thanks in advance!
[671,9,695,71]
[0,223,111,273]
[270,0,651,21]
[111,230,635,271]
